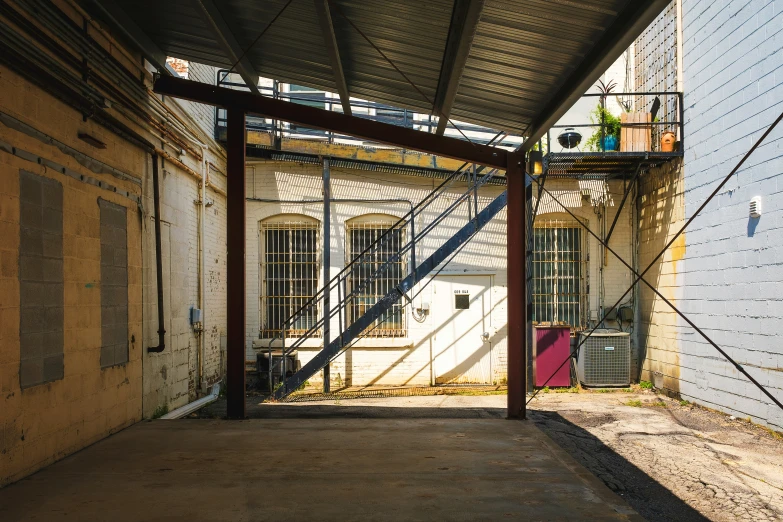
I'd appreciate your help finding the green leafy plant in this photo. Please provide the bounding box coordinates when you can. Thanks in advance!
[152,404,169,419]
[639,380,654,389]
[585,79,624,151]
[586,105,622,151]
[625,399,642,407]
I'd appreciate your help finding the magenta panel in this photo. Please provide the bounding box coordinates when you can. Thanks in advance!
[534,326,572,387]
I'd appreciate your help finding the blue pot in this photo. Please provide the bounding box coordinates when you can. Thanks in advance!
[602,135,618,151]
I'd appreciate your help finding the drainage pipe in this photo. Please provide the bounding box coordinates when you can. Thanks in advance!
[198,146,207,390]
[159,382,221,419]
[148,154,166,353]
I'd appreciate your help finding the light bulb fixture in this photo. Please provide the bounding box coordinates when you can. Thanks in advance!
[526,150,543,175]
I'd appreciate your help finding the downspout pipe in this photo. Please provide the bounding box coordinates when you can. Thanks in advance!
[148,154,166,353]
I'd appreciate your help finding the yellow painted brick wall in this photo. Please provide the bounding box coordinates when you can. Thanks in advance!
[0,76,143,486]
[0,0,228,483]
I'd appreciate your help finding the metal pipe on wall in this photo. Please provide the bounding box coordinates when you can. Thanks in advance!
[148,154,166,353]
[198,146,207,392]
[322,158,331,392]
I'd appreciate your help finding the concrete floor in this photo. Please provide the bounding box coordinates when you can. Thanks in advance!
[0,401,641,521]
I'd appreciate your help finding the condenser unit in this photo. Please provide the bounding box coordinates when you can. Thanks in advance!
[576,330,631,387]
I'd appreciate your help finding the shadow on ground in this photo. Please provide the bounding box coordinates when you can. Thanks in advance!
[530,410,709,522]
[198,396,711,521]
[197,397,506,419]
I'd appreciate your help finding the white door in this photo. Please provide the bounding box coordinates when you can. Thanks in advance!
[432,275,492,384]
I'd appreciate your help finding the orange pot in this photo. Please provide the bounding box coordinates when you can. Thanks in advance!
[660,131,676,152]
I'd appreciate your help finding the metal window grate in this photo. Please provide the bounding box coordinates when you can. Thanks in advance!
[347,221,406,337]
[532,219,587,328]
[260,220,319,338]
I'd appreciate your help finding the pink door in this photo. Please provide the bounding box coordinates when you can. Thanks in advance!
[534,326,572,387]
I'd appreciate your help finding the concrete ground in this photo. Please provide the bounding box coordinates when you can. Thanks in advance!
[201,388,783,521]
[0,400,640,521]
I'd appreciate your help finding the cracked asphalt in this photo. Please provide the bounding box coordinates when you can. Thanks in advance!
[529,391,783,522]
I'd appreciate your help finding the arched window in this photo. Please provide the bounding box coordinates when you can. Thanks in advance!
[259,215,320,338]
[532,214,589,328]
[345,214,406,337]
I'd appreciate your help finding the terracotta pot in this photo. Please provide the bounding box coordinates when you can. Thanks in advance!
[660,131,676,152]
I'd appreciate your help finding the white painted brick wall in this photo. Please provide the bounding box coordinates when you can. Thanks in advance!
[141,100,227,417]
[243,162,634,387]
[674,0,783,429]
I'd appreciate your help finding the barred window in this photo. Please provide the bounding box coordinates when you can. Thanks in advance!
[260,217,319,338]
[346,217,406,337]
[532,218,588,328]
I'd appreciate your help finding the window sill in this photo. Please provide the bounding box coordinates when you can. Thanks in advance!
[253,337,414,350]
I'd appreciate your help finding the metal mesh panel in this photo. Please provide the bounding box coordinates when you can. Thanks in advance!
[532,220,587,327]
[260,221,319,337]
[346,221,406,337]
[578,332,631,386]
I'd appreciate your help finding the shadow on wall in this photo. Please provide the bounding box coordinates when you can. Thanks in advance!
[531,410,709,522]
[637,160,683,392]
[747,216,759,237]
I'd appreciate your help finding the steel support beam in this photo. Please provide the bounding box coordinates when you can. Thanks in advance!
[506,154,526,419]
[226,109,246,419]
[322,157,331,392]
[195,0,260,94]
[519,0,670,151]
[153,75,508,169]
[313,0,352,116]
[434,0,484,136]
[90,0,170,74]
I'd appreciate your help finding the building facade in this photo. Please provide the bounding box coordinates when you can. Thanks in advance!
[635,0,783,431]
[0,1,228,486]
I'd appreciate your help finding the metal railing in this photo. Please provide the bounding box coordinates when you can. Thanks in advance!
[264,161,500,394]
[546,91,684,155]
[213,70,522,148]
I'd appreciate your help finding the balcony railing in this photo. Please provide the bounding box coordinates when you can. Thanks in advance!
[213,70,523,150]
[546,91,684,155]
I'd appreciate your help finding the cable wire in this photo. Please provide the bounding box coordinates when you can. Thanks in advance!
[526,109,783,411]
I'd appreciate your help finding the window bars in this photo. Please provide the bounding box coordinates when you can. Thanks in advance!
[260,220,319,338]
[346,221,406,337]
[532,219,588,328]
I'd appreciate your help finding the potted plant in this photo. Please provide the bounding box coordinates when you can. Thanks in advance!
[586,80,622,151]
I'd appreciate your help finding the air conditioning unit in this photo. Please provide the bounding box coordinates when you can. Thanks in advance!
[577,330,631,387]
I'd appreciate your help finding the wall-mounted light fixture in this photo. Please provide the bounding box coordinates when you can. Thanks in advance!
[526,150,543,175]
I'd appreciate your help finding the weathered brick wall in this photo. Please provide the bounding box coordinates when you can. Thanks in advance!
[0,2,228,486]
[178,62,219,140]
[637,160,686,391]
[0,64,144,485]
[675,0,783,429]
[243,163,635,387]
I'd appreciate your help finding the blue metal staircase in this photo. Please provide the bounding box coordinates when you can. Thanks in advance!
[269,165,508,400]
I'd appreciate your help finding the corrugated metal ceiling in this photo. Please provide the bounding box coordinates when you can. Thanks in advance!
[100,0,666,136]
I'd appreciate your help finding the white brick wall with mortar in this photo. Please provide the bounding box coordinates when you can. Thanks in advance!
[243,162,635,387]
[141,147,227,417]
[674,0,783,429]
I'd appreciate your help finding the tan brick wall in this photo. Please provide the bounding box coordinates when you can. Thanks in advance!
[0,79,143,486]
[0,1,228,484]
[637,160,685,392]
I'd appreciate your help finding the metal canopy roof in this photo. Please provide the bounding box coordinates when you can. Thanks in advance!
[90,0,669,144]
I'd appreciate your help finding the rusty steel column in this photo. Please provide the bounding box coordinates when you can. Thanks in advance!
[506,153,526,419]
[226,108,247,419]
